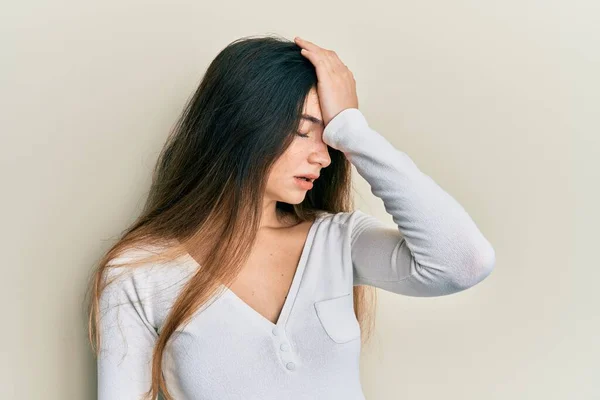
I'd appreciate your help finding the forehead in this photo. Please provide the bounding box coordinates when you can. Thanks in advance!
[302,88,322,120]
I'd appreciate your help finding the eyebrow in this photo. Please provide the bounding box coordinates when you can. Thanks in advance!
[301,114,324,127]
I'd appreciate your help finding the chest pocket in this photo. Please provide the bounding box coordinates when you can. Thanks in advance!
[314,293,361,344]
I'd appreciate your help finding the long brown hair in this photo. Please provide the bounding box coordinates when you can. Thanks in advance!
[86,34,377,400]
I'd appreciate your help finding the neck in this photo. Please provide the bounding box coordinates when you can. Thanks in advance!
[260,199,298,229]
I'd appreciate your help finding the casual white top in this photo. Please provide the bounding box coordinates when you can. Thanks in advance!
[97,108,496,400]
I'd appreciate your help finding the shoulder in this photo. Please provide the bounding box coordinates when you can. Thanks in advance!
[105,245,195,286]
[100,245,198,325]
[319,209,383,229]
[318,210,396,250]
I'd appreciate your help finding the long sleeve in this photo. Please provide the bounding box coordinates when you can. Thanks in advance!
[323,108,496,297]
[97,267,158,400]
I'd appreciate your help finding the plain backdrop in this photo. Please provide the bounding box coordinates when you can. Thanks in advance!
[1,0,597,399]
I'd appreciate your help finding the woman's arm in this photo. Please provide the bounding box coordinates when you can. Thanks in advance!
[324,108,496,297]
[97,267,158,399]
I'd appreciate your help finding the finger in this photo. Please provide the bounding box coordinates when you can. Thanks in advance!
[295,37,346,74]
[300,49,332,81]
[304,49,337,78]
[294,37,327,54]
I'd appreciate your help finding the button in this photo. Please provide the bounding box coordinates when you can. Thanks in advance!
[280,343,290,351]
[272,327,280,336]
[286,362,296,371]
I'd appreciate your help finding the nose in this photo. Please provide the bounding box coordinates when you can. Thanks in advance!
[309,143,332,168]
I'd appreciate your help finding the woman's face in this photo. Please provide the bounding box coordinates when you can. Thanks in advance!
[265,88,332,205]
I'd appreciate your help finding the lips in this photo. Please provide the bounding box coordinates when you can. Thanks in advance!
[294,174,319,182]
[294,176,314,189]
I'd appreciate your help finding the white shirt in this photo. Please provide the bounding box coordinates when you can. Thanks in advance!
[97,108,496,400]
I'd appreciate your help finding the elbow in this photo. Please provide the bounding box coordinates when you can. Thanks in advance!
[476,243,496,282]
[451,241,496,290]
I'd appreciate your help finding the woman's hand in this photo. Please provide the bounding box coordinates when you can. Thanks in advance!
[294,37,359,127]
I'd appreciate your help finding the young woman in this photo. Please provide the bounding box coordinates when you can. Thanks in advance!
[87,35,495,400]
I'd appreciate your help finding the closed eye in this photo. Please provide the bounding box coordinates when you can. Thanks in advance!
[296,131,310,138]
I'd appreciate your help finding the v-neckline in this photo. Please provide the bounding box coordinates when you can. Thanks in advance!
[221,213,324,332]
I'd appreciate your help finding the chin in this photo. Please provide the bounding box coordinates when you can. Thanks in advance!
[280,193,307,205]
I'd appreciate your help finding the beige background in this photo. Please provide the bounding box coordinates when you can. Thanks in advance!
[1,0,597,399]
